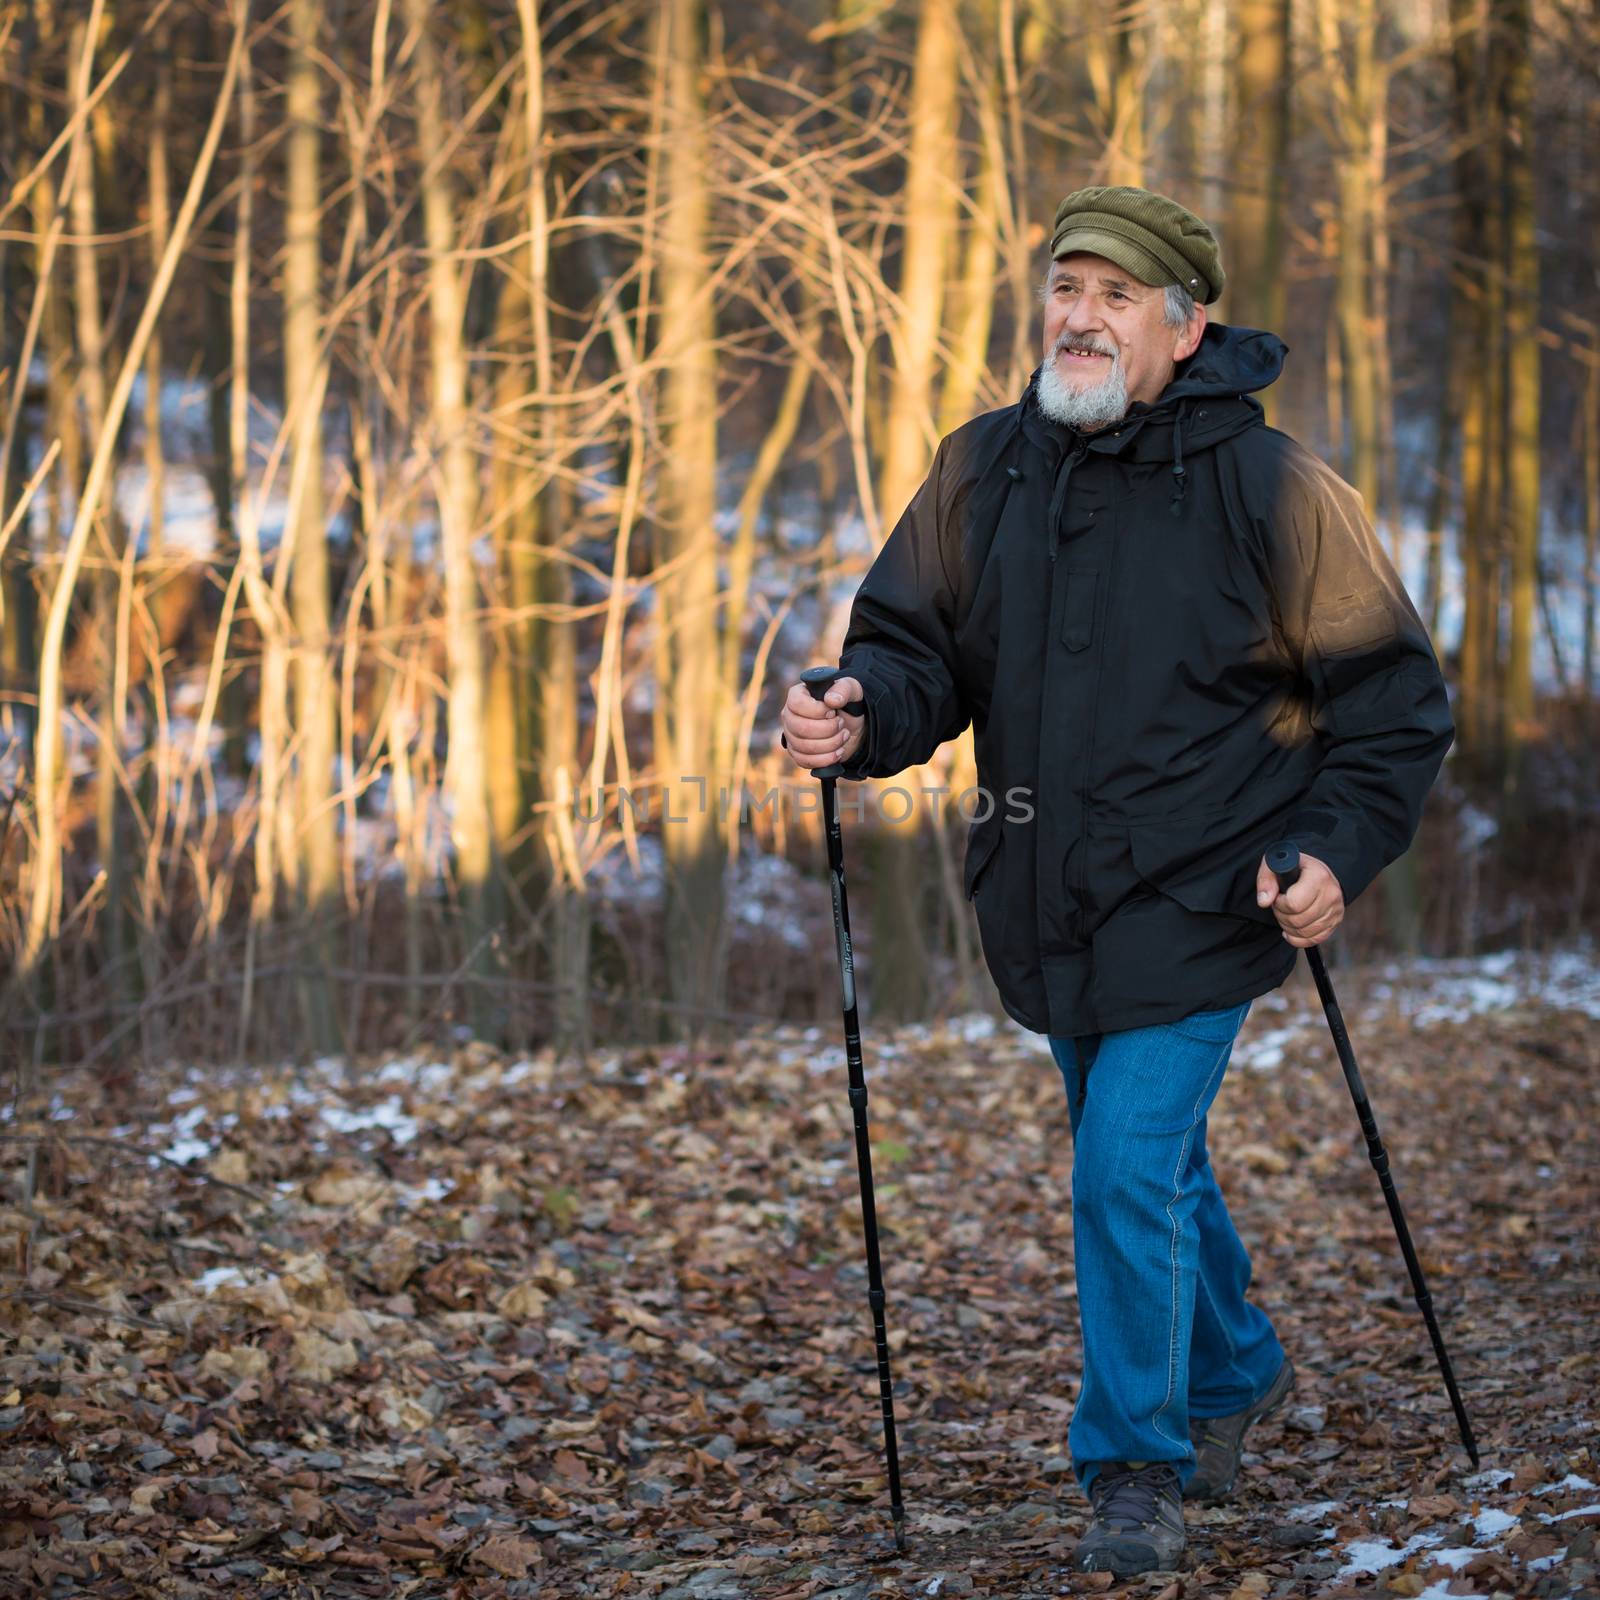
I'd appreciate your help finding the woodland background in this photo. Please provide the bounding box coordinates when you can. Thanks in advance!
[0,0,1597,1071]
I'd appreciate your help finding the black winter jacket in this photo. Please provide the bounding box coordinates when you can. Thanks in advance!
[833,324,1454,1037]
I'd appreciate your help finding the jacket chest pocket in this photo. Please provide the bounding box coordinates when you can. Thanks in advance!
[1060,568,1099,651]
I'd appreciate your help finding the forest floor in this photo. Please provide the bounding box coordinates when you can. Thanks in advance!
[2,952,1597,1600]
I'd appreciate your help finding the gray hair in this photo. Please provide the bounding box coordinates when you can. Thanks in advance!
[1037,266,1198,329]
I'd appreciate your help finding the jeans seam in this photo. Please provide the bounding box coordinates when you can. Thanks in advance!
[1153,1034,1236,1450]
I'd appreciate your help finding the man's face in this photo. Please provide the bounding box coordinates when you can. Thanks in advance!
[1040,252,1206,421]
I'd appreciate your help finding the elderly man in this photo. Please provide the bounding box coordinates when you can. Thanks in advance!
[780,186,1453,1577]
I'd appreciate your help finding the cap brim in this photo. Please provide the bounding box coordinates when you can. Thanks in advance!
[1050,226,1172,290]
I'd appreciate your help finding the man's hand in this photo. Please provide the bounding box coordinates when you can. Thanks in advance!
[1255,851,1345,947]
[780,676,866,771]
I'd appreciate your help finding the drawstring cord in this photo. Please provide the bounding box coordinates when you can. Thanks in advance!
[1169,405,1189,517]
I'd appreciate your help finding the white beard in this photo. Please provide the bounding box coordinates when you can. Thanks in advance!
[1035,345,1129,430]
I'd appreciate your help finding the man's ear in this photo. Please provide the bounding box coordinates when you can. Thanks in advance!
[1175,302,1207,363]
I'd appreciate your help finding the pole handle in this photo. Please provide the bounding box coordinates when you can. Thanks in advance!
[1266,840,1302,895]
[799,665,867,717]
[798,666,866,781]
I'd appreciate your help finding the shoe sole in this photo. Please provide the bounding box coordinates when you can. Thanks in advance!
[1184,1357,1296,1504]
[1075,1540,1185,1579]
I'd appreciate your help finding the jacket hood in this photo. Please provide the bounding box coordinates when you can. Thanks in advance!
[1157,322,1287,405]
[1018,322,1289,514]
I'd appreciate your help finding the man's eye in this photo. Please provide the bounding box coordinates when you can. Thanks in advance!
[1108,291,1127,302]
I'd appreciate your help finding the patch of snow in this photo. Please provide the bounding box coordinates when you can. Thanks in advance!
[375,1058,455,1093]
[151,1104,212,1164]
[951,1013,996,1042]
[320,1097,420,1146]
[1425,1546,1480,1571]
[1536,1474,1598,1494]
[1232,1023,1310,1070]
[1539,1502,1600,1524]
[1373,943,1600,1025]
[1471,1507,1519,1539]
[1286,1500,1344,1522]
[1463,1467,1515,1490]
[162,1139,213,1165]
[193,1266,252,1294]
[1336,1532,1442,1576]
[1456,802,1499,852]
[1528,1547,1568,1572]
[395,1177,452,1208]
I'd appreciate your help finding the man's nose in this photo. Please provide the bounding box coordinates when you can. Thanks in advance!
[1064,296,1100,333]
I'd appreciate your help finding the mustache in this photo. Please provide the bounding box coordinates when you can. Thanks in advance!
[1055,334,1118,359]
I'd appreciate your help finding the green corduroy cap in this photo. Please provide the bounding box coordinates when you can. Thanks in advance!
[1050,185,1225,304]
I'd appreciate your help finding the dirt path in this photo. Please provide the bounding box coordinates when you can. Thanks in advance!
[2,965,1595,1597]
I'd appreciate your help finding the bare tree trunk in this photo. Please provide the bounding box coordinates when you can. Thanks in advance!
[485,262,530,899]
[654,0,728,1036]
[998,0,1040,395]
[21,0,243,1008]
[404,0,499,1039]
[0,28,35,771]
[867,0,965,1024]
[511,0,589,1057]
[938,88,1003,435]
[1584,345,1598,757]
[66,12,135,1010]
[1498,0,1538,817]
[143,23,171,560]
[880,0,959,526]
[1320,0,1379,518]
[1226,0,1290,423]
[284,0,340,1051]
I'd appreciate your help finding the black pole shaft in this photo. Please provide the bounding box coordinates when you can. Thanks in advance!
[819,774,907,1549]
[798,665,907,1551]
[1266,843,1479,1468]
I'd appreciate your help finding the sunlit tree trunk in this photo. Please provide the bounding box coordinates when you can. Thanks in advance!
[938,87,1003,435]
[1086,3,1147,185]
[0,23,36,770]
[1498,0,1538,814]
[654,0,728,1034]
[284,0,340,1050]
[1226,0,1290,422]
[867,0,964,1023]
[1320,0,1379,519]
[880,0,959,525]
[1465,0,1510,780]
[143,26,171,560]
[404,0,499,1038]
[66,14,134,1007]
[485,262,529,903]
[26,1,79,566]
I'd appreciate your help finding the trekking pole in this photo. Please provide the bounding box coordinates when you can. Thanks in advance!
[799,665,908,1552]
[1266,841,1479,1469]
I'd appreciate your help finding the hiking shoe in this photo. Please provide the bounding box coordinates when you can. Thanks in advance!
[1074,1461,1185,1577]
[1185,1355,1296,1503]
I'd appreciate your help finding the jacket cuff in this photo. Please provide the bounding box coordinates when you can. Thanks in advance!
[828,675,883,781]
[1277,805,1379,906]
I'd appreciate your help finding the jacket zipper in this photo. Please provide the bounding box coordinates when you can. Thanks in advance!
[1047,440,1087,566]
[1077,537,1110,946]
[1046,441,1090,947]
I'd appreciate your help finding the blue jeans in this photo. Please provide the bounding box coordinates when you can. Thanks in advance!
[1048,998,1286,1496]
